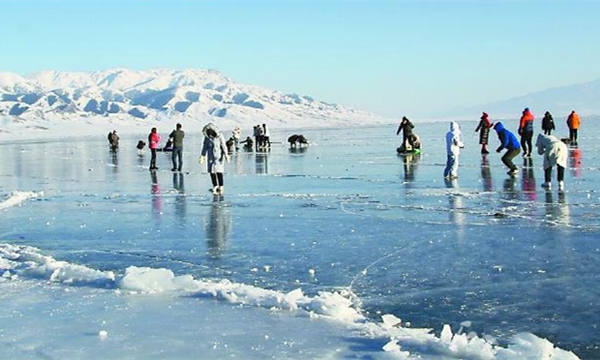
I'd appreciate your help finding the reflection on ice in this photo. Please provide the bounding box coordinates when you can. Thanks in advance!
[544,191,570,226]
[521,157,536,201]
[173,172,186,223]
[255,153,269,174]
[480,155,493,191]
[400,152,419,184]
[205,196,231,258]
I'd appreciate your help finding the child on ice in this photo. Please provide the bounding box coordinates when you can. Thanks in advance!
[444,121,465,179]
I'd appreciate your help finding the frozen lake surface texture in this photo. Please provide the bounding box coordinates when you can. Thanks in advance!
[0,121,597,359]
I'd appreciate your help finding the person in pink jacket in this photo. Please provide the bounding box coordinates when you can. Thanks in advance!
[148,127,161,170]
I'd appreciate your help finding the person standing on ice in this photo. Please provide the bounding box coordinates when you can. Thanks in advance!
[232,126,242,151]
[262,124,271,147]
[443,121,465,179]
[169,123,185,172]
[541,111,555,135]
[567,110,580,146]
[474,112,492,154]
[536,133,568,191]
[396,116,415,151]
[199,123,229,195]
[494,122,521,175]
[107,130,119,151]
[518,107,535,157]
[148,127,161,170]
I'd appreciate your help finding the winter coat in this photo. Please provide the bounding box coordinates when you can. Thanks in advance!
[148,132,161,150]
[541,113,555,131]
[232,127,242,140]
[201,123,228,173]
[519,109,534,134]
[567,111,580,129]
[536,134,568,169]
[446,121,464,157]
[263,125,270,137]
[396,118,414,137]
[169,129,185,148]
[475,114,492,145]
[494,122,520,151]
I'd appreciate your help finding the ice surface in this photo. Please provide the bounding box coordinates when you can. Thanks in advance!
[0,123,597,358]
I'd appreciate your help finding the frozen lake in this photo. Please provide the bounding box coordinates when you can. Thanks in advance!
[0,121,598,359]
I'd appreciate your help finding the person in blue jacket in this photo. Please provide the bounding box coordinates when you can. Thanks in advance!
[493,122,521,175]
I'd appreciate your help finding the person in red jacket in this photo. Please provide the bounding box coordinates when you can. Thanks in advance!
[567,110,580,146]
[518,107,535,157]
[475,112,493,154]
[148,127,161,170]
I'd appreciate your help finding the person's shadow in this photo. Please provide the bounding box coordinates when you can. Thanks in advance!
[205,195,231,258]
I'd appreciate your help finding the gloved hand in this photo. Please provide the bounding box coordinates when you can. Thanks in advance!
[199,155,206,164]
[225,154,231,163]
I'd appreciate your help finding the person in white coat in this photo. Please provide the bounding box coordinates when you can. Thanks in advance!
[444,121,465,179]
[199,123,230,194]
[536,133,568,191]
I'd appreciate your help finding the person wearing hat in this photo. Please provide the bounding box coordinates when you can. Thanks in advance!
[396,116,416,152]
[494,122,521,175]
[541,111,555,135]
[518,107,535,157]
[475,112,493,154]
[567,110,580,146]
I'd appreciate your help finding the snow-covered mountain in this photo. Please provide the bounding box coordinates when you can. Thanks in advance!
[0,68,384,139]
[447,79,600,119]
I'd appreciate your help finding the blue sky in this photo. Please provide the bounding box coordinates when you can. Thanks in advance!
[3,0,600,117]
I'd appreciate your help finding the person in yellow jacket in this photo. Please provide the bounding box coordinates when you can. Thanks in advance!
[567,110,580,146]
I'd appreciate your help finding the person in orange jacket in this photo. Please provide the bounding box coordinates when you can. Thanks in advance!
[567,110,580,146]
[518,107,535,157]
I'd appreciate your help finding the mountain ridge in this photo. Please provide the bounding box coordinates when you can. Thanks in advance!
[0,68,385,139]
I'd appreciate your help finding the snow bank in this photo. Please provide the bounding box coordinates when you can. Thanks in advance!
[0,191,42,210]
[0,243,115,286]
[0,243,580,360]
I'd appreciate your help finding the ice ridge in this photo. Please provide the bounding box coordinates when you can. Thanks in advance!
[0,243,580,360]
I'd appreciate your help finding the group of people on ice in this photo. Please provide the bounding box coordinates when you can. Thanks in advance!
[117,122,308,195]
[440,108,580,192]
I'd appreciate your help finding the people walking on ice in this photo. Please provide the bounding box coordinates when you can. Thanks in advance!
[542,111,555,135]
[567,110,580,146]
[536,133,568,191]
[443,121,464,179]
[199,123,229,195]
[518,107,534,157]
[169,123,185,171]
[148,127,161,170]
[494,122,521,175]
[475,112,492,154]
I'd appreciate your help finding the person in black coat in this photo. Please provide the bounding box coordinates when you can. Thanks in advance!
[541,111,555,135]
[396,116,415,152]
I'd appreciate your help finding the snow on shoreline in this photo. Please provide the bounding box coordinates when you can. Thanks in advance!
[0,191,42,210]
[0,242,580,360]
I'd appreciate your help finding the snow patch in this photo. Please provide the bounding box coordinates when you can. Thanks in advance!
[0,191,42,210]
